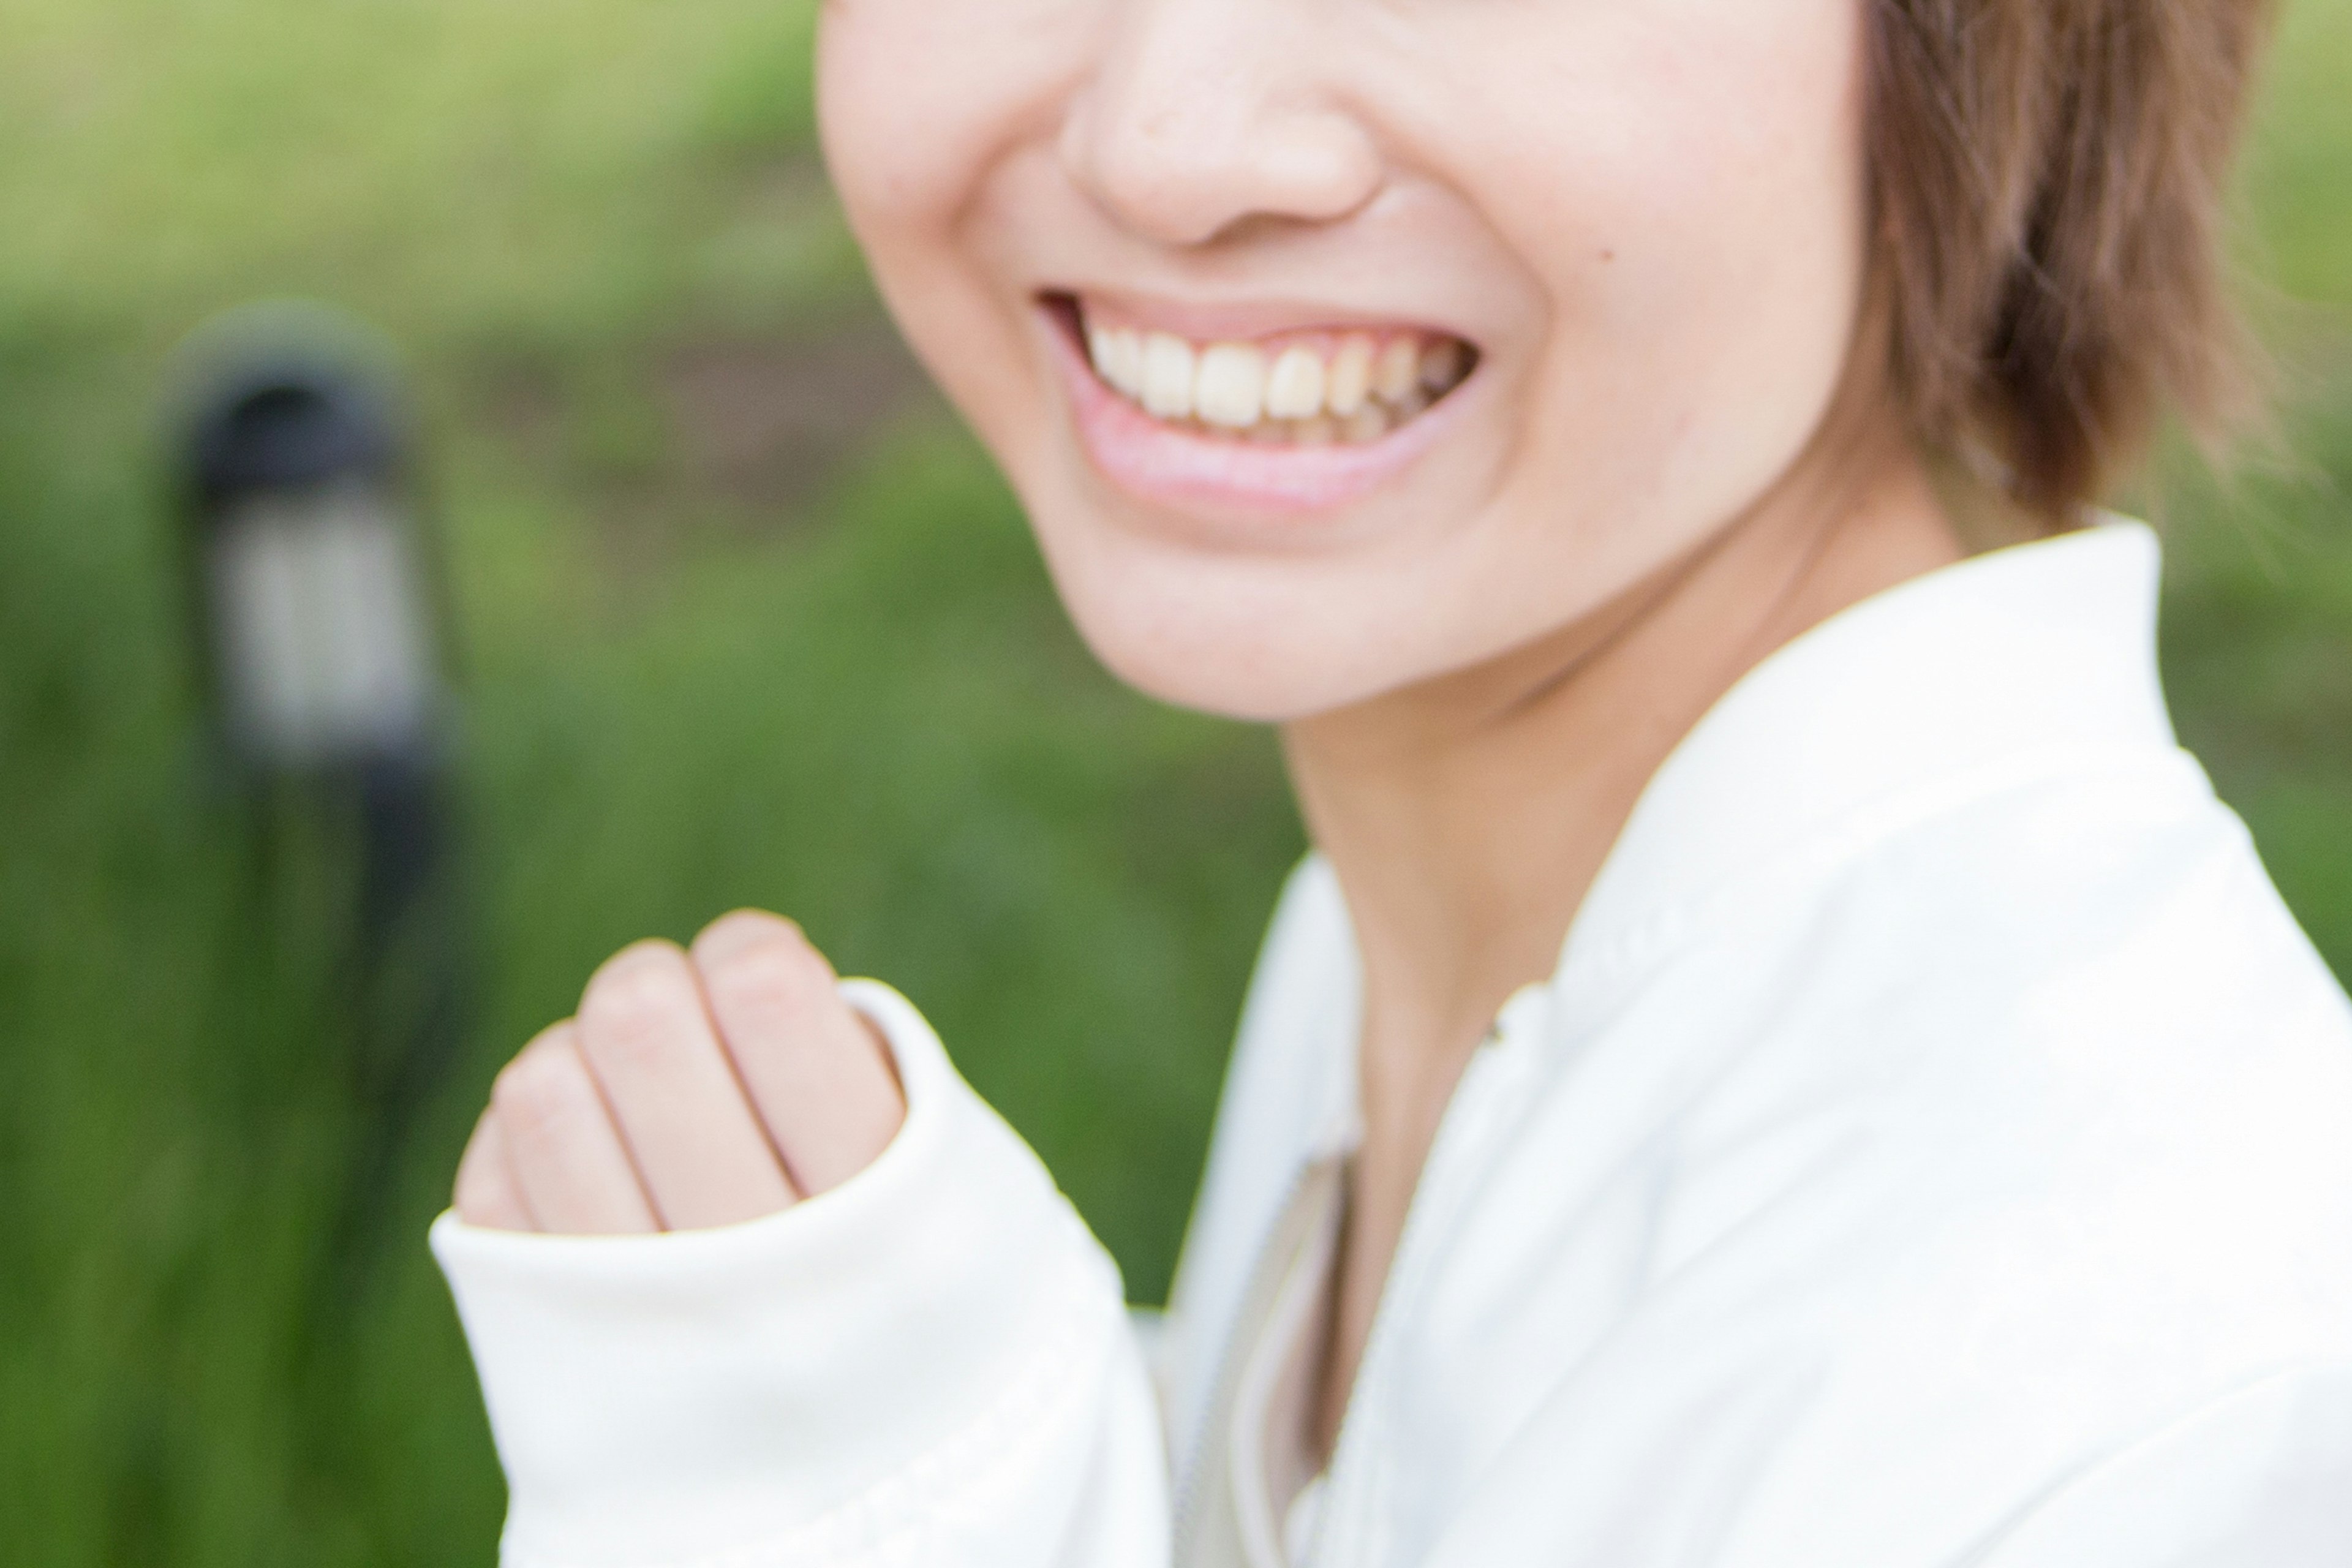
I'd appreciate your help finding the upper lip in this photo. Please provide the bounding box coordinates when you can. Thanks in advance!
[1046,287,1476,349]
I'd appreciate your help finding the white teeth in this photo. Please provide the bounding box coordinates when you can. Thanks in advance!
[1265,345,1327,420]
[1088,326,1146,401]
[1195,342,1268,428]
[1089,310,1469,444]
[1106,330,1145,399]
[1373,337,1421,404]
[1326,335,1375,417]
[1142,333,1197,420]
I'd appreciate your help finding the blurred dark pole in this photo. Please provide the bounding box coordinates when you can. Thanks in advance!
[167,303,469,1285]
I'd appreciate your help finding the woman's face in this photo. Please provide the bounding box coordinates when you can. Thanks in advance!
[818,0,1874,722]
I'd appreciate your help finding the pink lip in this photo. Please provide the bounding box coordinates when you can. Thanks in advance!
[1042,303,1471,521]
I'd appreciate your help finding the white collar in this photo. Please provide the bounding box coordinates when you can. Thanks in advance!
[1563,518,2176,979]
[1294,518,2180,1141]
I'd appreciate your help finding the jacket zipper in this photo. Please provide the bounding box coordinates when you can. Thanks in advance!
[1170,1160,1317,1564]
[1304,1020,1517,1567]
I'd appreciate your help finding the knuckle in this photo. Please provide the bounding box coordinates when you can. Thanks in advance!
[710,932,837,1020]
[581,940,694,1030]
[695,910,815,974]
[703,908,806,949]
[492,1038,585,1135]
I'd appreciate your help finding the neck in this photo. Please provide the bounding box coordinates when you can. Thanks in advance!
[1280,426,1965,1161]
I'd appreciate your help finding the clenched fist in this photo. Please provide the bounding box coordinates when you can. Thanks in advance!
[451,910,907,1234]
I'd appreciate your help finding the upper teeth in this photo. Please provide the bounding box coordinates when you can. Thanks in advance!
[1086,317,1473,442]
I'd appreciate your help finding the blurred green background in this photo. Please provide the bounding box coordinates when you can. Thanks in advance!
[0,1,2345,1561]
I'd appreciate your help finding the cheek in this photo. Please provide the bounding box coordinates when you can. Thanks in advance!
[1460,1,1875,547]
[815,1,1080,414]
[1602,7,1874,394]
[818,5,982,244]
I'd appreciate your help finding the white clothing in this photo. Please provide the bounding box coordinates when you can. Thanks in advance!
[433,521,2352,1567]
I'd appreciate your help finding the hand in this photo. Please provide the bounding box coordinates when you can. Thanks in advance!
[451,911,907,1234]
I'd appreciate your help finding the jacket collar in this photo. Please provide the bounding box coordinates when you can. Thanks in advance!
[1561,518,2177,978]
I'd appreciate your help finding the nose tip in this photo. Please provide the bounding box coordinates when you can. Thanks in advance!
[1060,37,1382,249]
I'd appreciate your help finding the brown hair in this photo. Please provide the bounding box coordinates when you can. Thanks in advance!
[1868,0,2276,526]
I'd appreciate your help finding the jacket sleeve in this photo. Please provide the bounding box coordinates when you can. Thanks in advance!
[429,979,1174,1568]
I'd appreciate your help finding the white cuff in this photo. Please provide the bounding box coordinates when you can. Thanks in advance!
[431,981,1144,1568]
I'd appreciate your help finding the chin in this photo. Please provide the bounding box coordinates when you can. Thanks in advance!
[1038,547,1396,725]
[1095,647,1351,727]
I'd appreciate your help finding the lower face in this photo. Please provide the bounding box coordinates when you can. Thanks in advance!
[818,0,1874,723]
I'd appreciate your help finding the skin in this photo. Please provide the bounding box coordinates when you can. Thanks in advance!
[451,913,904,1234]
[458,0,1966,1474]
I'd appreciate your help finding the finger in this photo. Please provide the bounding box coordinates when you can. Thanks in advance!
[453,1107,537,1232]
[574,940,797,1230]
[492,1021,660,1235]
[691,911,906,1197]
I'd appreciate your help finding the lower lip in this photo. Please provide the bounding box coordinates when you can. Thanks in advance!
[1044,308,1468,521]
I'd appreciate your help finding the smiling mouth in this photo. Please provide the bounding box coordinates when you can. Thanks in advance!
[1048,294,1478,448]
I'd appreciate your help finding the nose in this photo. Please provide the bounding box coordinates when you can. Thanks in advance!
[1060,0,1384,249]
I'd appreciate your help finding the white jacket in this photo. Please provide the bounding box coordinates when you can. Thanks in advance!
[434,522,2352,1568]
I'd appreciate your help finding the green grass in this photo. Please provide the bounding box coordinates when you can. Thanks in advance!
[1,2,2347,1563]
